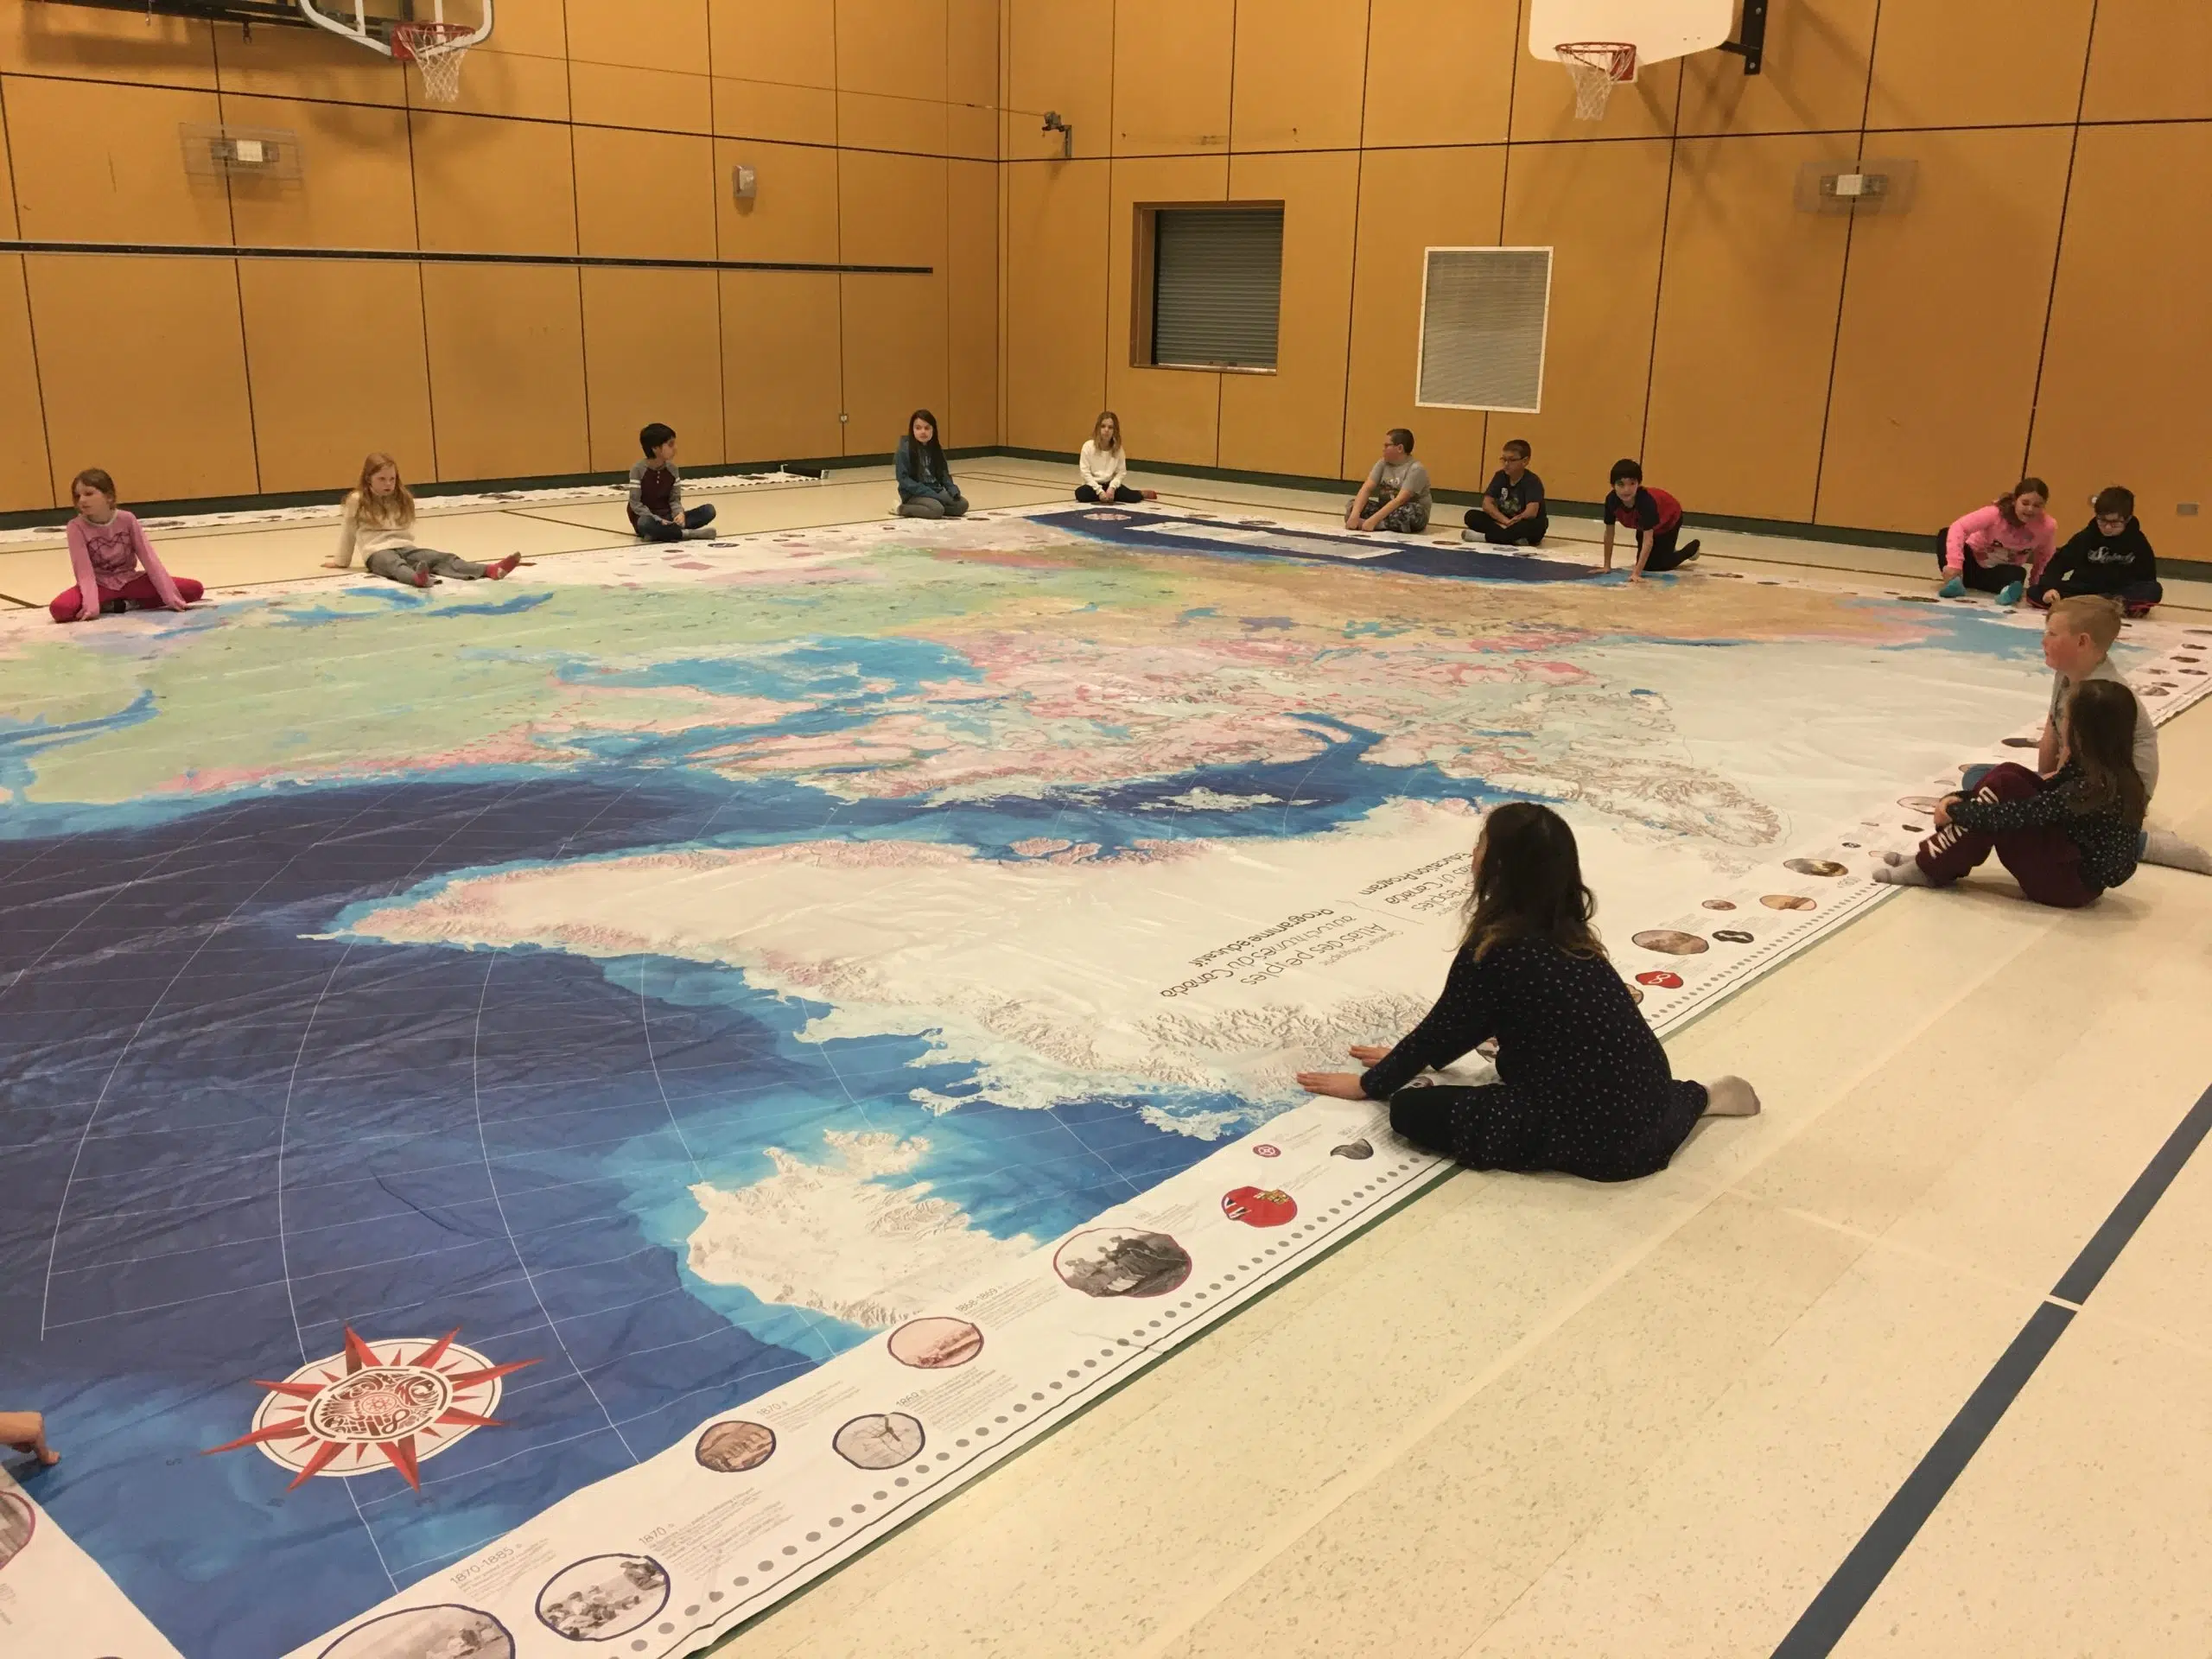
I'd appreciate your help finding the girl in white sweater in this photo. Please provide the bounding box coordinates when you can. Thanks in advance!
[1076,411,1155,505]
[323,453,520,587]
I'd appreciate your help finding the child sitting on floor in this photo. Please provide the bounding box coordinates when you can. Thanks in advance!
[1937,479,2054,605]
[628,423,717,542]
[1297,802,1758,1182]
[2031,486,2161,615]
[324,453,520,587]
[1346,429,1432,533]
[895,410,968,518]
[1077,410,1156,504]
[1464,437,1548,546]
[1874,677,2145,907]
[1601,460,1699,581]
[49,468,203,623]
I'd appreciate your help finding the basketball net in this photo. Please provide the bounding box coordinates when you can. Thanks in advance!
[393,21,474,105]
[1557,41,1637,121]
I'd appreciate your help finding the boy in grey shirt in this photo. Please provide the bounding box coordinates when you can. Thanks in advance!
[629,422,718,542]
[1347,428,1432,534]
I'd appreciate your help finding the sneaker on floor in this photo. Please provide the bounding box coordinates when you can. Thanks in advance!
[1995,581,2024,607]
[1938,576,1966,599]
[1677,538,1701,562]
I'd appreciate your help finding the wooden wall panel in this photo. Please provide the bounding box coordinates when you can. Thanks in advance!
[1644,136,1852,523]
[1111,0,1232,157]
[1817,125,2074,533]
[1230,0,1369,154]
[1678,0,1877,136]
[27,255,257,504]
[1342,145,1507,497]
[1359,0,1517,150]
[569,64,714,135]
[947,0,999,117]
[1105,155,1228,467]
[836,0,946,103]
[220,95,417,250]
[237,260,434,495]
[715,137,842,263]
[948,157,1000,448]
[0,256,53,512]
[420,264,589,480]
[713,78,839,143]
[839,149,949,454]
[211,19,401,105]
[1865,0,2095,130]
[582,268,724,472]
[0,3,217,89]
[1004,159,1109,449]
[2082,0,2212,124]
[1005,0,1109,162]
[721,270,845,461]
[1495,139,1673,504]
[709,0,835,86]
[429,39,572,122]
[4,77,231,244]
[1217,150,1357,480]
[574,126,717,260]
[411,112,577,254]
[2029,123,2212,564]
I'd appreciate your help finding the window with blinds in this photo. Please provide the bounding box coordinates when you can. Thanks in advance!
[1147,206,1285,371]
[1415,247,1553,412]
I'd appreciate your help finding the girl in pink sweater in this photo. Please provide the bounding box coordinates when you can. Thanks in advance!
[1936,477,2055,606]
[49,468,204,623]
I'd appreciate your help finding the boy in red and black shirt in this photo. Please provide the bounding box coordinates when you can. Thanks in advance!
[1600,459,1700,582]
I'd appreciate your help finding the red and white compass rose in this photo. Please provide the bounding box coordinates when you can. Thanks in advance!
[205,1327,539,1491]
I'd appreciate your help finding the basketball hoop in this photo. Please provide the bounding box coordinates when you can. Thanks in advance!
[1556,41,1637,121]
[392,21,474,105]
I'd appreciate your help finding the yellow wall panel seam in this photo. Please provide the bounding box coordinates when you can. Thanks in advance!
[2020,0,2102,480]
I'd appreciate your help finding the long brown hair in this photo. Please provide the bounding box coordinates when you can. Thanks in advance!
[1996,476,2050,527]
[1459,803,1604,961]
[1092,410,1122,454]
[2062,678,2148,825]
[71,467,118,505]
[353,451,416,529]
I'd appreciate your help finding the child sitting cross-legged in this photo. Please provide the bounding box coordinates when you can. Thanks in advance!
[1297,803,1759,1182]
[1872,677,2146,907]
[49,468,204,622]
[629,423,717,542]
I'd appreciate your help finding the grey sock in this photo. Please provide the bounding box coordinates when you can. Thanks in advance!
[683,524,716,540]
[2142,827,2212,875]
[1871,859,1935,887]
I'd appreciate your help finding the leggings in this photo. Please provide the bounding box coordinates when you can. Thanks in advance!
[632,505,717,542]
[1077,484,1144,504]
[365,547,491,583]
[1934,529,2024,593]
[1467,510,1550,546]
[49,572,204,622]
[1915,762,2098,907]
[1641,523,1699,572]
[899,491,969,518]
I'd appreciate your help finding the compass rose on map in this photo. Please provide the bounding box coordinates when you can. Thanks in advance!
[205,1327,538,1491]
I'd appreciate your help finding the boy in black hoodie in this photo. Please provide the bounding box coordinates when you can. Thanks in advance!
[2030,486,2161,615]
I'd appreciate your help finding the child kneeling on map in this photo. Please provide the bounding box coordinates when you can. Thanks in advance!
[1296,803,1759,1181]
[1601,461,1699,581]
[324,453,521,586]
[1872,677,2146,907]
[49,468,203,622]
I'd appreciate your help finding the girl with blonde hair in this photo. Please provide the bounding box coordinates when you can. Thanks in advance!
[1076,411,1154,505]
[325,454,519,587]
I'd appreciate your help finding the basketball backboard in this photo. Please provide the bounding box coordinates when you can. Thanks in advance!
[295,0,491,58]
[1527,0,1735,65]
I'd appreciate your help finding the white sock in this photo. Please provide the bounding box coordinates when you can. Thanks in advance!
[1871,860,1935,887]
[2142,827,2212,875]
[1700,1076,1762,1117]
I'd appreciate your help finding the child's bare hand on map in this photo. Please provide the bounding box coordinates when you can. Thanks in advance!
[0,1410,60,1466]
[1297,1071,1369,1100]
[1347,1044,1391,1065]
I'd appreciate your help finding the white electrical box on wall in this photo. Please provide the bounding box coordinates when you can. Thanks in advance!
[732,164,757,202]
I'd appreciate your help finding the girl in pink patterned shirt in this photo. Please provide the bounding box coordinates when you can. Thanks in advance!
[49,468,204,623]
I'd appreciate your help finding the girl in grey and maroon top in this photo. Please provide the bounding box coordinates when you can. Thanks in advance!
[49,467,203,623]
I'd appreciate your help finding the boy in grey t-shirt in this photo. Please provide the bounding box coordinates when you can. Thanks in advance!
[1347,428,1432,533]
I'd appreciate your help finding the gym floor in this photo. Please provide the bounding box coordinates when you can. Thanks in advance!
[12,462,2210,1658]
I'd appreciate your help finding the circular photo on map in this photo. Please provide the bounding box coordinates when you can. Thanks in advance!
[1631,930,1708,956]
[1053,1228,1193,1299]
[887,1317,984,1370]
[0,1490,33,1571]
[1783,859,1847,878]
[536,1555,669,1643]
[1713,929,1754,944]
[1331,1137,1374,1160]
[1700,899,1737,911]
[833,1412,927,1470]
[1761,894,1816,911]
[696,1420,777,1473]
[1221,1186,1297,1228]
[1634,970,1683,989]
[1626,983,1644,1005]
[1252,1144,1281,1159]
[1897,796,1942,813]
[317,1605,514,1659]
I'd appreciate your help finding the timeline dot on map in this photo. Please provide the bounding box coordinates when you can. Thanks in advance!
[782,1545,797,1556]
[758,1560,772,1572]
[937,1450,951,1459]
[1033,1390,1046,1400]
[957,1438,970,1447]
[660,1623,675,1635]
[976,1426,991,1436]
[829,1517,843,1528]
[873,1491,887,1500]
[710,1591,726,1602]
[1065,1369,1079,1377]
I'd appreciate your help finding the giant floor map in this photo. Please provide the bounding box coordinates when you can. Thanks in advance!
[2,505,2205,1658]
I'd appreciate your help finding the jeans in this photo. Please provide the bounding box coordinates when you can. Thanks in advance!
[632,505,716,542]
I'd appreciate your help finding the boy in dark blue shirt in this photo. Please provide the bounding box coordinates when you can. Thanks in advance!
[1463,438,1549,547]
[2030,486,2162,616]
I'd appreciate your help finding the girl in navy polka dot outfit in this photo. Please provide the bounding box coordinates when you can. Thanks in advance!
[1299,803,1759,1181]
